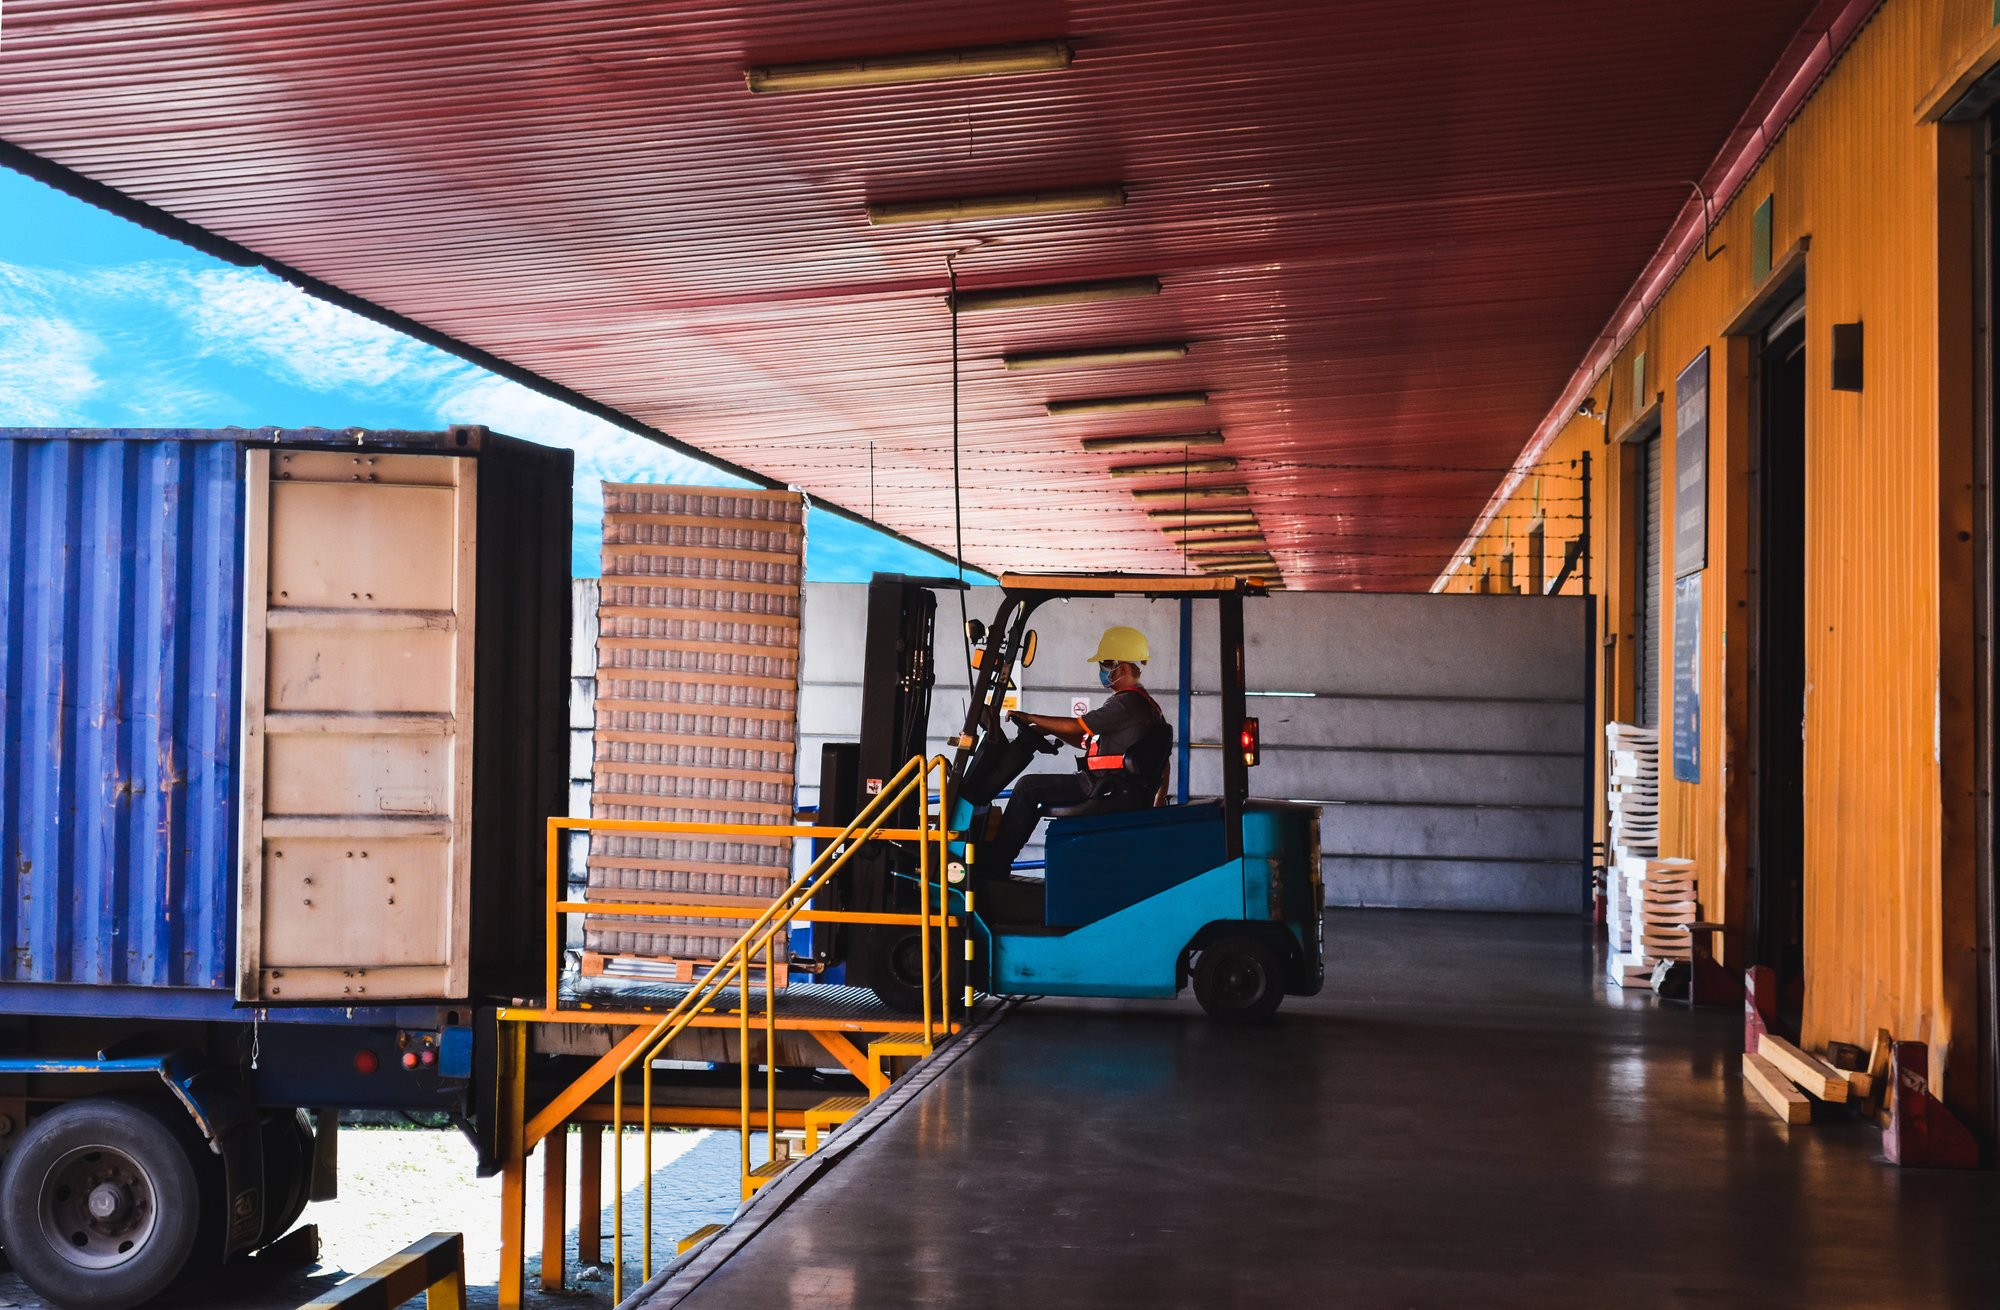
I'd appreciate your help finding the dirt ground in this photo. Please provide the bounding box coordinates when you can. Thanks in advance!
[0,1125,746,1310]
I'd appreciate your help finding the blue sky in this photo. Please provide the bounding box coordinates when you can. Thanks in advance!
[0,166,962,581]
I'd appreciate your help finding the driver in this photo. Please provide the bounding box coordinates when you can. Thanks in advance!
[984,626,1168,873]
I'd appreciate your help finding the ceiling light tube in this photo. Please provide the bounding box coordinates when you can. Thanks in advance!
[1186,543,1271,557]
[1108,456,1237,478]
[1131,484,1249,502]
[1146,508,1258,525]
[1080,430,1225,453]
[1169,535,1268,549]
[952,277,1160,314]
[1049,391,1208,417]
[1194,555,1277,568]
[746,41,1074,93]
[869,186,1125,225]
[1005,341,1187,371]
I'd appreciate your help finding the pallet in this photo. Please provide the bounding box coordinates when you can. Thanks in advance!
[581,950,792,988]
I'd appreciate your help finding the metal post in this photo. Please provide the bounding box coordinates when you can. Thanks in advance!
[539,1125,567,1292]
[577,1125,602,1268]
[1580,451,1598,916]
[1177,596,1193,804]
[497,1021,528,1310]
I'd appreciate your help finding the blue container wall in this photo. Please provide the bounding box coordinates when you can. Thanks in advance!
[0,432,243,989]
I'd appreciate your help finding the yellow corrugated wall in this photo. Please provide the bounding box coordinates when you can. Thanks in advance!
[1442,0,1989,1107]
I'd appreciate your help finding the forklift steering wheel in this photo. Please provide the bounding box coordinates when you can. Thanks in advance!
[1010,716,1062,755]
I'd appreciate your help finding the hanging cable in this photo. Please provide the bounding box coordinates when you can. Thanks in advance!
[946,252,975,696]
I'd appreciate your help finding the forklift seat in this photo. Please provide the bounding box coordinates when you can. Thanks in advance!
[1047,718,1173,819]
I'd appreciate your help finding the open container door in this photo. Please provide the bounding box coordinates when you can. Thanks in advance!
[236,447,478,1002]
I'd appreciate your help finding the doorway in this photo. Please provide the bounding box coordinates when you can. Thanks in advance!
[1752,301,1808,995]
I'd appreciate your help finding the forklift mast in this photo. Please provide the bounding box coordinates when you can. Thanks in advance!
[818,575,959,983]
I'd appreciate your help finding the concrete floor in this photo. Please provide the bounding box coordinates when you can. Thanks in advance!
[644,910,2000,1308]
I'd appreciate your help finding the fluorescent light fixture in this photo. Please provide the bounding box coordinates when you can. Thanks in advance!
[1196,557,1277,569]
[1146,508,1258,525]
[1080,430,1225,453]
[1169,534,1268,549]
[869,186,1125,225]
[1108,456,1237,478]
[1131,484,1248,502]
[746,41,1073,93]
[1187,544,1272,559]
[1048,391,1208,417]
[952,277,1160,314]
[1005,342,1187,371]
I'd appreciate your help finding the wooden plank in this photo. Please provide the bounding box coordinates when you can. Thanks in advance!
[594,729,797,754]
[590,793,795,817]
[605,543,804,563]
[597,574,800,598]
[597,605,800,628]
[591,699,796,722]
[1757,1034,1850,1102]
[594,636,803,659]
[1743,1052,1812,1124]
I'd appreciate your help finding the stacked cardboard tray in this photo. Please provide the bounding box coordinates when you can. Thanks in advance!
[584,485,805,982]
[1604,723,1693,987]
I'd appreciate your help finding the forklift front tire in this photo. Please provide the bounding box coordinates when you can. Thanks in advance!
[1192,933,1285,1023]
[866,928,960,1017]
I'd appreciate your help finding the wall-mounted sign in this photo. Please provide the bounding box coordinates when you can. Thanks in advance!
[1672,572,1702,783]
[1674,350,1709,578]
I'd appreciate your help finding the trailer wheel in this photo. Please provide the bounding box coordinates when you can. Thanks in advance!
[0,1096,208,1310]
[255,1110,314,1249]
[1192,933,1285,1023]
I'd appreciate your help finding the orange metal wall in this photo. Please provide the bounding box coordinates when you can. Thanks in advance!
[1444,0,1989,1107]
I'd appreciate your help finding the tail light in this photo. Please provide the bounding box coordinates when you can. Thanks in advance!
[1240,717,1261,767]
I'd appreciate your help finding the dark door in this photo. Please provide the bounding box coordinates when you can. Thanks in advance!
[1976,107,2000,1154]
[1754,305,1808,994]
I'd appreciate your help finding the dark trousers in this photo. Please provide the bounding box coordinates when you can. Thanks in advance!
[986,772,1091,874]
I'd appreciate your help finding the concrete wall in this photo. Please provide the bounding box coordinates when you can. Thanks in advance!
[798,584,1591,911]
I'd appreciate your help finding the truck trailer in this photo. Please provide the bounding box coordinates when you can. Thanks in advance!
[0,425,570,1309]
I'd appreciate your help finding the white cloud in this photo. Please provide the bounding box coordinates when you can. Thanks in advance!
[174,268,466,394]
[431,374,750,573]
[0,309,101,424]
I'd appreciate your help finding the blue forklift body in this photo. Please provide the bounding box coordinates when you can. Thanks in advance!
[974,799,1324,1000]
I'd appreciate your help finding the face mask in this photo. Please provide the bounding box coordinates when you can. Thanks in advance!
[1099,665,1116,689]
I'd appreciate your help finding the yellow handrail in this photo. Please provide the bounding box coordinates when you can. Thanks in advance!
[559,753,957,1300]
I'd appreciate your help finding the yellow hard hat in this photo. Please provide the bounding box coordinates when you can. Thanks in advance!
[1087,626,1149,664]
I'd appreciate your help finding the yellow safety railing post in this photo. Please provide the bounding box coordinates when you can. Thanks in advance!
[764,929,777,1157]
[532,754,961,1295]
[611,1059,624,1303]
[919,768,934,1045]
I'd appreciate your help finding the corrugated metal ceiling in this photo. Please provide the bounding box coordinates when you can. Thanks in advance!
[0,0,1831,588]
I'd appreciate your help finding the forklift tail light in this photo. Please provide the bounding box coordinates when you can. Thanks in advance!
[1241,717,1261,767]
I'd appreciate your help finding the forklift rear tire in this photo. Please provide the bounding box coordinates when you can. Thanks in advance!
[867,928,958,1016]
[1192,934,1285,1023]
[0,1096,210,1310]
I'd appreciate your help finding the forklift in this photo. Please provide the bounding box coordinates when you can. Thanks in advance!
[815,573,1324,1021]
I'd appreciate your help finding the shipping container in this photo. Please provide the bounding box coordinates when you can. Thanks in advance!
[0,425,569,1012]
[0,425,570,1307]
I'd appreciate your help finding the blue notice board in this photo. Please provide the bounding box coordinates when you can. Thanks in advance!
[1672,572,1702,783]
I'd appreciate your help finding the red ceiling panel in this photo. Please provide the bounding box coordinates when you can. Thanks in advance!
[0,0,1832,587]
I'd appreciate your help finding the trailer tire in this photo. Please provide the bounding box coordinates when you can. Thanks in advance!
[0,1096,208,1310]
[255,1110,314,1249]
[1192,933,1285,1023]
